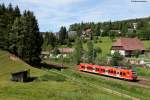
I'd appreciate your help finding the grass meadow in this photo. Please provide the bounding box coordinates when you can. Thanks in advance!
[0,50,129,100]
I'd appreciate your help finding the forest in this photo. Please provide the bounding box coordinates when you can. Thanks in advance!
[69,17,150,40]
[0,4,43,65]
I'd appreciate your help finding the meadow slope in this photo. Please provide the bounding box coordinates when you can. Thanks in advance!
[0,50,127,100]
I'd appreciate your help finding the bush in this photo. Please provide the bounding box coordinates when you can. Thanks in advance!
[111,52,124,66]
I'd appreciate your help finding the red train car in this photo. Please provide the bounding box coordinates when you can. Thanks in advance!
[79,63,137,81]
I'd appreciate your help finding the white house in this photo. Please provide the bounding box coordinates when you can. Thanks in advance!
[111,38,145,56]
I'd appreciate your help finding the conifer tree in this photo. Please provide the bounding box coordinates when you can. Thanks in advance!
[87,40,94,63]
[59,26,68,45]
[10,11,43,65]
[74,37,83,64]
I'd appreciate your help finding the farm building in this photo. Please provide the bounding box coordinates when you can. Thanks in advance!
[49,48,74,59]
[41,51,50,59]
[81,28,92,40]
[11,70,30,82]
[111,38,145,56]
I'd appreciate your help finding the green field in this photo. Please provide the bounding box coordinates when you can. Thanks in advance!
[0,50,130,100]
[83,37,112,57]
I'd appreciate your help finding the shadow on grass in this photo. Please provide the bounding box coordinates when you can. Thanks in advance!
[25,76,37,82]
[32,62,68,71]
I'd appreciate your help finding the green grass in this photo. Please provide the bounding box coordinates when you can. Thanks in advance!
[59,69,150,100]
[137,67,150,77]
[143,40,150,49]
[83,37,112,57]
[0,50,127,100]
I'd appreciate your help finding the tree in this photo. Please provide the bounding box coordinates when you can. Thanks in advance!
[14,6,21,17]
[73,37,83,64]
[9,17,22,54]
[53,47,60,55]
[109,31,116,41]
[59,26,68,45]
[87,40,94,63]
[0,4,6,49]
[133,49,141,58]
[42,32,57,51]
[0,4,21,50]
[111,52,124,66]
[94,25,100,36]
[10,11,43,65]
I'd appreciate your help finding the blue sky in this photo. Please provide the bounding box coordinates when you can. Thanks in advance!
[1,0,150,32]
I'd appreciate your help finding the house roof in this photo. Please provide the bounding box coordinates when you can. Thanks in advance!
[112,38,145,50]
[58,48,74,53]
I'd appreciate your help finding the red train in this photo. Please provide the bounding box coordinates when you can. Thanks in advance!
[79,63,138,81]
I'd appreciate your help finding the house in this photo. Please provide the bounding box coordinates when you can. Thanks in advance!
[41,51,50,59]
[133,23,138,30]
[110,30,121,34]
[81,28,92,39]
[128,28,134,33]
[58,48,74,54]
[111,38,145,56]
[49,48,74,59]
[68,31,77,36]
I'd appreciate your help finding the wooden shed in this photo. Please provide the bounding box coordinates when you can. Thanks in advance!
[11,69,30,82]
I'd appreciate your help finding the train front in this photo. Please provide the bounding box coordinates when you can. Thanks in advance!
[131,67,138,81]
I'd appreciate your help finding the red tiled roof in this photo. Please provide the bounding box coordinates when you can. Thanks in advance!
[58,48,74,53]
[112,38,145,50]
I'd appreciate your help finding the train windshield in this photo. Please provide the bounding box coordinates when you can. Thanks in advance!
[131,67,137,76]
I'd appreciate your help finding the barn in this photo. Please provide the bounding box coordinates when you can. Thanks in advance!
[111,38,145,56]
[11,70,30,82]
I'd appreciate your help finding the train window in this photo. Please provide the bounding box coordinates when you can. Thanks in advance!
[123,73,126,76]
[89,67,93,70]
[101,69,105,72]
[114,71,116,74]
[120,72,122,75]
[96,68,99,71]
[81,66,85,68]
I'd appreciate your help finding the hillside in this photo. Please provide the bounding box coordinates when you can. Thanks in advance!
[0,50,128,100]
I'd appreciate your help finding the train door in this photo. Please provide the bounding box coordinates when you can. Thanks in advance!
[93,66,96,73]
[116,71,120,77]
[105,70,109,75]
[85,65,87,71]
